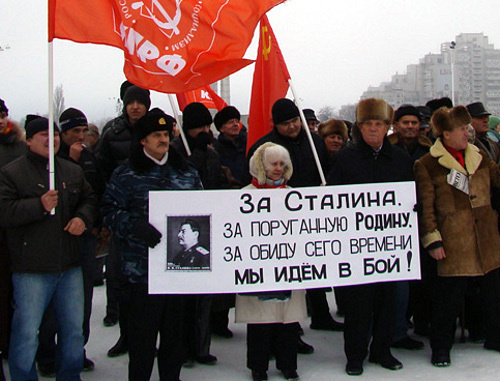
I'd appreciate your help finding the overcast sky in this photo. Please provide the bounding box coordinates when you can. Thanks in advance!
[2,0,500,125]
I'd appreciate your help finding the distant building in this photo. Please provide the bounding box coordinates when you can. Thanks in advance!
[357,33,500,115]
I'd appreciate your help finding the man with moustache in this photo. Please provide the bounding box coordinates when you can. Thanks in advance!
[102,108,202,381]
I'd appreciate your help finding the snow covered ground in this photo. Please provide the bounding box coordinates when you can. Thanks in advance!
[3,285,500,380]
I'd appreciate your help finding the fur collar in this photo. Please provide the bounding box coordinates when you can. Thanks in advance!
[430,138,482,175]
[3,121,25,142]
[388,132,432,148]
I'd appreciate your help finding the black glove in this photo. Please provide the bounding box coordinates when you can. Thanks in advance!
[413,202,423,213]
[132,219,162,248]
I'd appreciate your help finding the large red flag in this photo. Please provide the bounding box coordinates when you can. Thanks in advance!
[176,85,227,111]
[247,15,291,151]
[48,0,286,93]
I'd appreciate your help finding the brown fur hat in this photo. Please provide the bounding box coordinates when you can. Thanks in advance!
[318,119,348,142]
[249,142,293,185]
[356,98,394,125]
[431,106,471,137]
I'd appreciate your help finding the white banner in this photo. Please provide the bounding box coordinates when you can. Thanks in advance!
[148,182,420,294]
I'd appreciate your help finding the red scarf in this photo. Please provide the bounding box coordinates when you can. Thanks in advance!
[443,144,465,168]
[1,121,12,135]
[251,178,287,189]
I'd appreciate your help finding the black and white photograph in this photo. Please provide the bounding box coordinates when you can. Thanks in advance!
[166,215,212,271]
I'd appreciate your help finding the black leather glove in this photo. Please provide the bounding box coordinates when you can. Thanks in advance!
[132,219,162,248]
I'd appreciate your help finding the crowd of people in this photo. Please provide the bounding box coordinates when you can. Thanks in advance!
[1,84,500,381]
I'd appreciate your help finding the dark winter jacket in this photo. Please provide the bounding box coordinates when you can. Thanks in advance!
[244,127,329,187]
[0,150,97,273]
[0,121,26,168]
[96,115,135,181]
[327,136,414,185]
[213,127,247,183]
[58,139,106,198]
[170,136,229,190]
[388,133,432,163]
[101,145,202,283]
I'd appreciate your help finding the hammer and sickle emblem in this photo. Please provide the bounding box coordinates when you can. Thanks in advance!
[132,0,182,37]
[261,25,271,61]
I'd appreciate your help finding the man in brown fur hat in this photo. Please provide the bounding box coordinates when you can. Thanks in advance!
[327,98,413,376]
[414,105,500,368]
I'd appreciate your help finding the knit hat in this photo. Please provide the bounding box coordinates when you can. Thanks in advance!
[318,119,348,142]
[303,109,319,122]
[394,104,421,122]
[120,80,134,100]
[466,102,491,118]
[0,99,8,115]
[356,98,394,125]
[25,117,60,140]
[489,116,500,129]
[214,106,240,131]
[272,98,300,125]
[431,106,471,137]
[182,102,213,130]
[59,108,88,132]
[122,85,151,110]
[426,97,453,114]
[135,108,174,141]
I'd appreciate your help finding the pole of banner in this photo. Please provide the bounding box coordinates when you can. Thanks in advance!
[167,94,191,156]
[48,41,56,215]
[287,79,326,185]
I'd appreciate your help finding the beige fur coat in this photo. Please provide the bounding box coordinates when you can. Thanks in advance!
[414,138,500,276]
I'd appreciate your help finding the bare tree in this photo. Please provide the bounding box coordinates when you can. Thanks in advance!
[317,106,337,122]
[338,104,356,123]
[53,84,65,121]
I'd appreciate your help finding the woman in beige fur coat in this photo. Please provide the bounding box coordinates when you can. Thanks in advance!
[236,142,306,381]
[414,105,500,368]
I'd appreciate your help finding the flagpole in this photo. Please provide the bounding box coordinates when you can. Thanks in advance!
[48,40,56,215]
[288,79,326,185]
[167,94,191,156]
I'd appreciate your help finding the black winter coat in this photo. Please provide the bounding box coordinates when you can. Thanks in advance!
[213,128,247,183]
[58,140,106,198]
[0,151,97,273]
[327,136,414,186]
[170,136,229,190]
[96,115,135,181]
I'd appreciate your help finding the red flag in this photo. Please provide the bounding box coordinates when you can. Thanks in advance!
[176,85,227,112]
[48,0,286,93]
[247,15,291,151]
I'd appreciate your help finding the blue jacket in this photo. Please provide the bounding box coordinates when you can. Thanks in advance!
[101,145,202,283]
